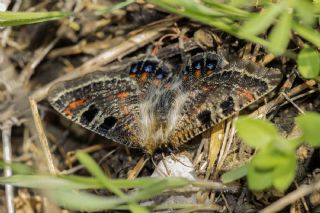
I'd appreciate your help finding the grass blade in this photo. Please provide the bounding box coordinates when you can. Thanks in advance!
[0,11,70,26]
[268,10,292,55]
[292,21,320,48]
[49,190,128,211]
[239,3,283,36]
[76,152,124,196]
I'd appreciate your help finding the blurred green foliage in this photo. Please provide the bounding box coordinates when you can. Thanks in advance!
[222,113,320,191]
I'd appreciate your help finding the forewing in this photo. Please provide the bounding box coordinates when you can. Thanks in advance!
[169,54,282,145]
[48,70,142,148]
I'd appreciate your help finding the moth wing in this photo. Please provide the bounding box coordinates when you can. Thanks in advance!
[48,70,142,148]
[169,53,282,146]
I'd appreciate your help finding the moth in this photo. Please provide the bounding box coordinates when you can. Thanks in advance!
[48,52,282,154]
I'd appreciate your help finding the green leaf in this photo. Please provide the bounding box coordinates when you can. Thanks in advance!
[296,112,320,147]
[128,204,150,213]
[252,145,287,170]
[0,175,90,190]
[247,163,273,191]
[247,139,297,191]
[229,0,256,8]
[236,116,278,149]
[239,3,283,36]
[295,0,315,25]
[0,11,71,27]
[221,164,249,183]
[272,151,296,191]
[149,0,269,47]
[297,46,320,79]
[268,10,292,55]
[292,22,320,48]
[0,161,35,175]
[48,189,128,211]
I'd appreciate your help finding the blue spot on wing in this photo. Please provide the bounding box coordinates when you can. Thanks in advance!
[130,64,139,74]
[144,65,154,73]
[206,58,218,70]
[129,59,168,81]
[194,62,201,69]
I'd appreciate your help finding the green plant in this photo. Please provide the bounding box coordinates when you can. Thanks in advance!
[149,0,320,80]
[222,112,320,191]
[0,152,225,212]
[150,0,320,53]
[298,46,320,80]
[0,11,71,26]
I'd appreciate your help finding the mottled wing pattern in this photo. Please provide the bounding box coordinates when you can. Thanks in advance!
[168,52,282,147]
[48,52,282,154]
[48,58,170,149]
[48,70,143,147]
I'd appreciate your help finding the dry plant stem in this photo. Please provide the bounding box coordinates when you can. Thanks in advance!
[261,53,275,65]
[48,37,123,58]
[59,164,84,175]
[250,80,317,118]
[294,181,310,213]
[221,192,232,213]
[221,121,236,164]
[19,37,59,85]
[280,89,317,108]
[260,178,320,213]
[206,122,224,179]
[127,155,149,180]
[288,80,317,97]
[31,16,178,102]
[98,149,117,165]
[281,92,305,114]
[192,180,239,193]
[29,97,56,174]
[1,122,14,213]
[159,182,238,195]
[215,119,233,173]
[65,143,107,166]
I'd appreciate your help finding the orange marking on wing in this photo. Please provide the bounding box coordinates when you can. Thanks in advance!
[140,72,148,81]
[68,99,86,109]
[130,73,136,78]
[195,69,201,78]
[183,75,189,81]
[64,99,87,117]
[117,91,129,98]
[64,108,73,116]
[238,89,255,102]
[207,70,214,75]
